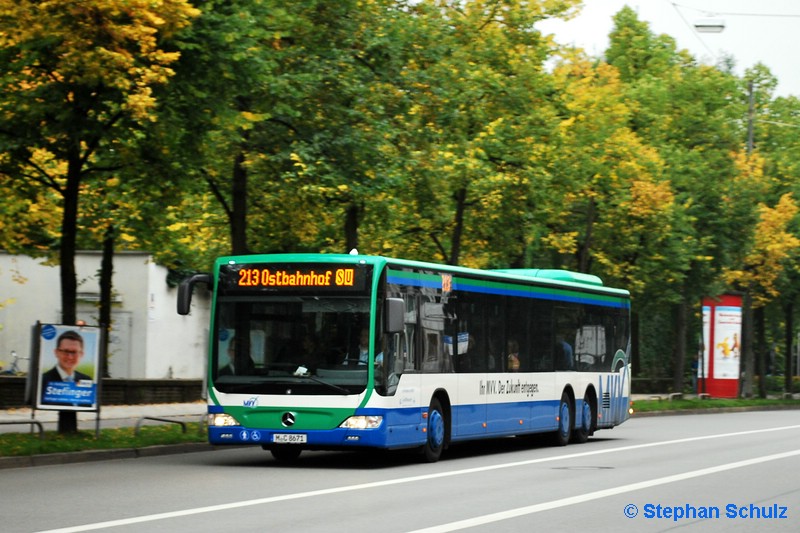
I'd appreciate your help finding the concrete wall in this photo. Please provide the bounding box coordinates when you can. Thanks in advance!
[0,251,210,379]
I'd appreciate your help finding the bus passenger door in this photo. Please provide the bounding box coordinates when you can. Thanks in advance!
[454,332,487,437]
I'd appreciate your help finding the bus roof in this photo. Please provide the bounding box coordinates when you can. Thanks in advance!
[493,269,604,287]
[215,253,629,297]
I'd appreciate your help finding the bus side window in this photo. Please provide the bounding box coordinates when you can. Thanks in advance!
[530,301,553,371]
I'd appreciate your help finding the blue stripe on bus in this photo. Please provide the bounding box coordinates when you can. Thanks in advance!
[387,275,630,309]
[387,275,441,289]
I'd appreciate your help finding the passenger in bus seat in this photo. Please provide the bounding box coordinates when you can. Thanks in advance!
[343,328,383,365]
[455,335,475,372]
[219,336,255,376]
[507,339,520,372]
[301,333,322,369]
[459,334,485,372]
[486,336,501,371]
[556,335,574,370]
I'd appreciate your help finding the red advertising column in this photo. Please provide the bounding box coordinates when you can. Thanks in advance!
[700,294,742,398]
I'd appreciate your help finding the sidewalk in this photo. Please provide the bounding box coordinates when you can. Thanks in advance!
[4,393,788,433]
[0,402,207,434]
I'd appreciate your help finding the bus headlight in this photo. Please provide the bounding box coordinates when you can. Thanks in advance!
[339,415,383,429]
[208,413,241,427]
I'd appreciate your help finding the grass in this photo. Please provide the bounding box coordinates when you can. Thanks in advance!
[0,422,207,458]
[632,397,800,413]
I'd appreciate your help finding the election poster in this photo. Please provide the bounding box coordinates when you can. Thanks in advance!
[35,324,101,411]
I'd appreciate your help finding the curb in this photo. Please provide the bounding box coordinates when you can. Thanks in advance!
[0,442,215,470]
[632,404,800,417]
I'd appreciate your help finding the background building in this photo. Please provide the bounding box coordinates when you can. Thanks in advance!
[0,251,210,379]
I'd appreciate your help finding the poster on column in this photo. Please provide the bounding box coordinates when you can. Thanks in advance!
[36,324,100,411]
[702,305,711,379]
[713,306,741,379]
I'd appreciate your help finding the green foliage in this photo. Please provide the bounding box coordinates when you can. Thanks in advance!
[3,1,800,383]
[0,0,200,322]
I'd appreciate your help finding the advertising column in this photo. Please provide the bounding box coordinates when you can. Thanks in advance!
[700,295,742,398]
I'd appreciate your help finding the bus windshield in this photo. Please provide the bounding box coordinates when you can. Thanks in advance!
[213,295,373,395]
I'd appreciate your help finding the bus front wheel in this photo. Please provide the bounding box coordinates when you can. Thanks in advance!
[422,397,446,463]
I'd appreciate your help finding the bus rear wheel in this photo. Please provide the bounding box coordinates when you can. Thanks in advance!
[553,392,572,446]
[421,397,446,463]
[571,392,595,444]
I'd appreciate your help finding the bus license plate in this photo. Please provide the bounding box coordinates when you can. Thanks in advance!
[273,434,307,444]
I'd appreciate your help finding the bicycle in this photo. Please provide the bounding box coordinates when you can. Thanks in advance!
[0,351,28,376]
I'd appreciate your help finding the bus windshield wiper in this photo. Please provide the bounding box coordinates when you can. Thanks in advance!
[300,374,352,395]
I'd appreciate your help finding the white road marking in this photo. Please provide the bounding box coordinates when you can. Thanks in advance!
[408,448,800,532]
[37,424,800,533]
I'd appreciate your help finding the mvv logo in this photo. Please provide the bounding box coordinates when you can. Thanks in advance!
[243,397,258,408]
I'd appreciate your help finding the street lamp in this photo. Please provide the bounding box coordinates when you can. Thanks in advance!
[693,17,725,33]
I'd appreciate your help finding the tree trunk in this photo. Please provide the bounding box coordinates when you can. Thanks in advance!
[577,197,595,273]
[56,155,82,434]
[230,145,249,255]
[755,305,767,398]
[344,204,360,253]
[100,224,114,378]
[741,292,754,397]
[631,310,640,377]
[59,156,82,326]
[449,187,467,266]
[785,301,794,394]
[672,301,687,393]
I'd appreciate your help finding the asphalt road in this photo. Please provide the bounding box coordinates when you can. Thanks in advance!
[3,410,800,533]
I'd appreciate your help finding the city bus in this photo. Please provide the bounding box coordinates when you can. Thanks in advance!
[178,253,631,462]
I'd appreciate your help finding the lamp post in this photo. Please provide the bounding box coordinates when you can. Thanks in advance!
[690,16,757,398]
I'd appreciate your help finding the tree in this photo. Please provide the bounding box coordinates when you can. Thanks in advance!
[0,0,199,323]
[759,94,800,393]
[157,0,408,259]
[374,0,575,266]
[725,193,800,397]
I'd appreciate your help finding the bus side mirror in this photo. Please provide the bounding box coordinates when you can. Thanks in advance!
[177,273,212,315]
[385,298,405,333]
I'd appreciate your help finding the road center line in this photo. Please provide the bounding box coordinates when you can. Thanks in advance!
[37,423,800,533]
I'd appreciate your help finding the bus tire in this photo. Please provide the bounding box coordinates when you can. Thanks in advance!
[571,392,595,444]
[553,391,572,446]
[422,397,446,463]
[270,445,302,463]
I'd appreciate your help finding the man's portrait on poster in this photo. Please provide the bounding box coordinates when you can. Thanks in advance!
[38,325,99,409]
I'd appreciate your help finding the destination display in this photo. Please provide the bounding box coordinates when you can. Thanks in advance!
[220,263,371,293]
